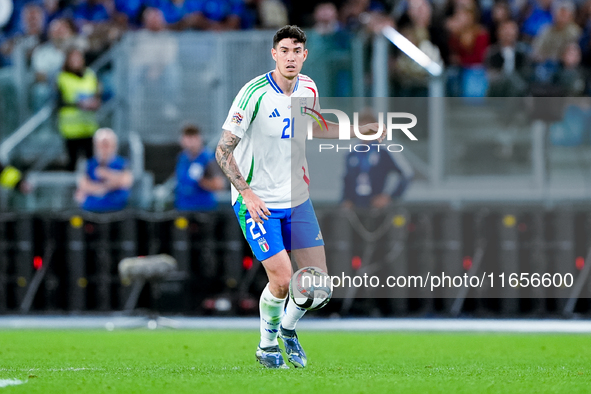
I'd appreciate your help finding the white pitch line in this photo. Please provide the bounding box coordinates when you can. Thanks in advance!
[164,317,591,333]
[0,379,26,388]
[298,318,591,333]
[1,316,591,333]
[163,317,591,333]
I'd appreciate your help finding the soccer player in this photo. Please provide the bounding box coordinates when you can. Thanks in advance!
[216,25,382,369]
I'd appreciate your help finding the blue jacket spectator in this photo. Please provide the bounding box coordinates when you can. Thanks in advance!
[76,128,134,212]
[175,124,225,211]
[114,0,145,27]
[73,0,110,26]
[193,0,243,30]
[145,0,201,27]
[342,144,414,209]
[199,0,242,22]
[521,0,553,41]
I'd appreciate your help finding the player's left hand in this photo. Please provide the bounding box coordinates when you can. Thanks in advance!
[360,123,386,143]
[241,188,271,224]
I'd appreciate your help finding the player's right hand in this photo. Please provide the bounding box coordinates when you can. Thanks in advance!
[241,188,271,224]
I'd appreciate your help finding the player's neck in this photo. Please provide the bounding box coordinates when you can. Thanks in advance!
[271,70,297,96]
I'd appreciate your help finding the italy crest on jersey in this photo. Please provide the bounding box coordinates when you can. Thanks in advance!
[257,237,269,253]
[299,98,310,117]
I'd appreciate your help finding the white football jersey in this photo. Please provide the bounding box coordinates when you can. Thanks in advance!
[222,71,320,209]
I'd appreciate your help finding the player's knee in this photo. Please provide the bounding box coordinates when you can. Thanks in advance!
[270,278,290,299]
[277,280,290,298]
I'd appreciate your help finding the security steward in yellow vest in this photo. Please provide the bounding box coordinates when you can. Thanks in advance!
[57,48,101,171]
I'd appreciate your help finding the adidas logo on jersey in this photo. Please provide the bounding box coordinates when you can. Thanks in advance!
[269,108,280,118]
[316,231,323,241]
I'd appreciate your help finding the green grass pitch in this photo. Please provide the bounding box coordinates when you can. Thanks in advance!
[0,330,590,393]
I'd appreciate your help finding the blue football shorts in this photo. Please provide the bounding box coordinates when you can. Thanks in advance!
[233,198,324,261]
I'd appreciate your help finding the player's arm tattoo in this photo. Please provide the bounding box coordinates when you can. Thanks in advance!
[215,130,249,192]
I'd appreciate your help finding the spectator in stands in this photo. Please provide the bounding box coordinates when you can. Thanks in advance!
[340,0,388,32]
[5,1,46,37]
[342,110,414,209]
[485,20,531,96]
[531,1,582,63]
[580,2,591,70]
[554,41,586,96]
[305,3,352,96]
[139,6,171,34]
[57,47,101,171]
[484,0,512,44]
[113,0,145,29]
[74,0,121,59]
[446,3,490,96]
[395,0,443,96]
[520,0,553,43]
[577,0,591,28]
[0,3,46,66]
[43,0,71,26]
[575,0,591,77]
[441,0,479,22]
[396,0,450,63]
[75,127,133,212]
[192,0,244,31]
[146,0,203,30]
[132,7,180,120]
[30,18,85,110]
[255,0,289,29]
[174,124,224,211]
[447,4,489,67]
[311,2,342,35]
[73,0,110,28]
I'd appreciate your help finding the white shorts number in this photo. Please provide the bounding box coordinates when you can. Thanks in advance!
[246,218,267,240]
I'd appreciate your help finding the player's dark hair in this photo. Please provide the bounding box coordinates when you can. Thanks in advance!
[273,25,307,48]
[182,124,201,136]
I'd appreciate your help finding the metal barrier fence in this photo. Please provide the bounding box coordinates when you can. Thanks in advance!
[1,205,590,317]
[0,68,19,141]
[114,30,276,145]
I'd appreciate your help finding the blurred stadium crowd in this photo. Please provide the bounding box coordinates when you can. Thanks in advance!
[0,0,289,70]
[1,0,590,98]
